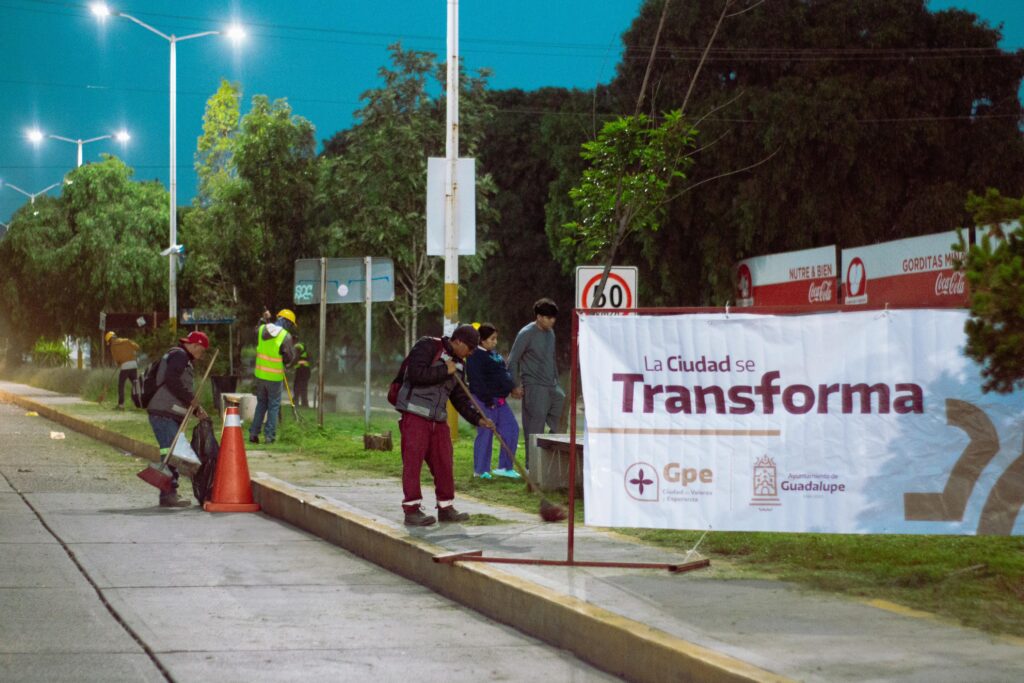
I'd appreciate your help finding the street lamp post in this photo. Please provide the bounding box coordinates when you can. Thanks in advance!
[0,179,64,204]
[28,129,130,167]
[91,3,244,328]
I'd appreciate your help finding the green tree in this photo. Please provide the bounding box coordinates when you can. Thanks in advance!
[464,87,600,355]
[180,92,321,328]
[542,0,1024,305]
[195,79,242,205]
[0,156,167,358]
[318,44,497,352]
[959,189,1024,393]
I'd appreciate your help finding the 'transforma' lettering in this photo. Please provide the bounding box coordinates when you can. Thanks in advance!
[611,370,924,415]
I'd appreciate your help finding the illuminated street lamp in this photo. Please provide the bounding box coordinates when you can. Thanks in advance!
[91,2,245,327]
[0,179,64,204]
[27,127,130,167]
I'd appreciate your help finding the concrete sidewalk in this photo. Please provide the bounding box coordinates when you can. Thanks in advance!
[3,380,1023,682]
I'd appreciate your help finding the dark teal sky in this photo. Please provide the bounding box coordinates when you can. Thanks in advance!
[1,0,1020,223]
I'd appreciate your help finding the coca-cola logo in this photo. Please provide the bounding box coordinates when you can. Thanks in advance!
[736,264,752,301]
[934,270,966,297]
[808,279,833,303]
[846,258,866,298]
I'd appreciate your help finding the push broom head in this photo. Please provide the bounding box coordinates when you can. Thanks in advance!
[539,498,568,522]
[137,462,175,493]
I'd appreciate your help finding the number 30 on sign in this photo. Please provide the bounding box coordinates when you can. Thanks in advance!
[575,266,638,311]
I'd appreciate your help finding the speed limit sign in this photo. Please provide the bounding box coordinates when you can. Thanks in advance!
[576,266,638,311]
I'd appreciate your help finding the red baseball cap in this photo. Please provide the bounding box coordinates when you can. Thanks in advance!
[179,331,210,348]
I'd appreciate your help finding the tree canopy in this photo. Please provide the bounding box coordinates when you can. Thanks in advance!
[0,156,167,356]
[539,0,1024,305]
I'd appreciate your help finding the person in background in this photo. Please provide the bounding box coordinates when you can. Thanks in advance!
[145,331,210,508]
[293,342,312,408]
[465,323,520,480]
[250,309,298,445]
[507,298,564,469]
[393,325,495,527]
[105,331,140,411]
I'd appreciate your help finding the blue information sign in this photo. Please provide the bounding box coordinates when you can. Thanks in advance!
[293,257,395,305]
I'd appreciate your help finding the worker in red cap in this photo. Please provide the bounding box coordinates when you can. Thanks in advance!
[145,331,211,508]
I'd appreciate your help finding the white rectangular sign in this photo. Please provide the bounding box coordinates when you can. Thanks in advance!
[735,246,836,307]
[426,157,476,256]
[579,310,1024,535]
[841,231,965,307]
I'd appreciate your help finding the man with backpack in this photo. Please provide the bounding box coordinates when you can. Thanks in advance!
[393,325,495,527]
[145,331,211,508]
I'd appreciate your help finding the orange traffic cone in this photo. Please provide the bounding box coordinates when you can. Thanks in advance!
[203,400,260,513]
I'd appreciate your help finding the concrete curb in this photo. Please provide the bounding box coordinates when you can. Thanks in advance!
[0,389,789,683]
[252,473,788,683]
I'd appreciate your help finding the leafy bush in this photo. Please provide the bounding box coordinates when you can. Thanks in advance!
[31,338,70,368]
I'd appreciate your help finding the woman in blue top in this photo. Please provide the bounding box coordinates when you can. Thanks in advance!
[465,323,521,479]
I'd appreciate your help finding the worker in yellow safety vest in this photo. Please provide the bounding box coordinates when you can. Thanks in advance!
[249,308,298,444]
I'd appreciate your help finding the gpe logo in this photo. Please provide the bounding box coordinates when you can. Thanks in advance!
[624,462,659,502]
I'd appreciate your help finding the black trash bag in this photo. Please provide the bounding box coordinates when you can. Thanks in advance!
[190,418,220,504]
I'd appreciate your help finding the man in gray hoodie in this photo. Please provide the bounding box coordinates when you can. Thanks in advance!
[507,298,564,469]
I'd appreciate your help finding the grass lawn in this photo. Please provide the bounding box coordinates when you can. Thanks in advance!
[45,398,1024,638]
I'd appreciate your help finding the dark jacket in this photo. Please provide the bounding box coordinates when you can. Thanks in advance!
[395,336,483,425]
[146,345,197,420]
[466,347,514,406]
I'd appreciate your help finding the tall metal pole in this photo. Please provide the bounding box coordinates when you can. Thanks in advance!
[169,38,178,330]
[76,141,83,168]
[364,256,373,431]
[444,0,461,438]
[317,257,327,428]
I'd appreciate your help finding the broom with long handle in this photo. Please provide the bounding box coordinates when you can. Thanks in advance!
[452,372,568,522]
[137,349,219,491]
[97,367,119,405]
[282,372,302,422]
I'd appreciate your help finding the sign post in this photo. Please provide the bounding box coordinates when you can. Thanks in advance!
[364,256,373,430]
[575,266,638,312]
[318,257,327,427]
[294,257,395,429]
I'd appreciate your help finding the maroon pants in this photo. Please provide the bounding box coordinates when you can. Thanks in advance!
[399,412,455,511]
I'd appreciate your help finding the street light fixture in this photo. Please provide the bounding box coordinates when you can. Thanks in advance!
[92,2,245,328]
[27,127,131,167]
[0,179,64,204]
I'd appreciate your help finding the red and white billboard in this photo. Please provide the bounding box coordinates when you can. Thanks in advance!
[735,246,837,307]
[841,231,966,307]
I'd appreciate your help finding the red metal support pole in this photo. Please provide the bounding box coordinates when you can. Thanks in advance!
[567,309,580,563]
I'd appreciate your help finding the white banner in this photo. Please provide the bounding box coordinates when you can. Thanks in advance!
[579,310,1024,535]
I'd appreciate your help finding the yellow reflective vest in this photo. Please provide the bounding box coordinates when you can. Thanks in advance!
[254,325,288,382]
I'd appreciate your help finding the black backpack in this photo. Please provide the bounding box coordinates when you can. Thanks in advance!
[131,348,182,409]
[387,338,443,406]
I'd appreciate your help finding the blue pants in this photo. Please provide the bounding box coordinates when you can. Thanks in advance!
[472,395,519,475]
[148,413,182,492]
[251,379,282,442]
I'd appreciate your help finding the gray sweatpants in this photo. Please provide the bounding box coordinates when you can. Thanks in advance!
[521,384,565,469]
